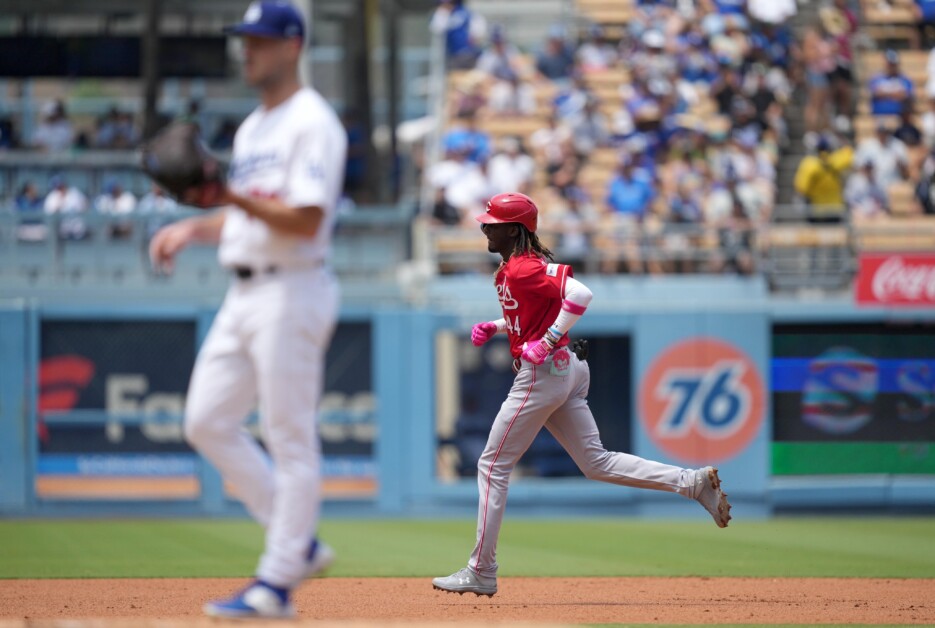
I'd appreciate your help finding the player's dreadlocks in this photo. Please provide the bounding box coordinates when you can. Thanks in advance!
[512,225,553,261]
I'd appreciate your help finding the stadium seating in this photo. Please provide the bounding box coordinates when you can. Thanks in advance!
[854,216,935,250]
[762,224,853,291]
[859,0,918,46]
[822,15,935,263]
[575,0,635,27]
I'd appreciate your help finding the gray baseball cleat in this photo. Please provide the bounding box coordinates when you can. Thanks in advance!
[694,466,732,528]
[432,566,498,597]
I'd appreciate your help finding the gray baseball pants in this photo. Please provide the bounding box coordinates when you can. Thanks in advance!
[469,352,696,577]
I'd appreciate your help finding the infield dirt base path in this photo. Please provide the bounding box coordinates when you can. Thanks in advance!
[2,577,934,625]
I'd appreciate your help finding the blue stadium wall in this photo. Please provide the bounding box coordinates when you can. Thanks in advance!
[1,276,934,518]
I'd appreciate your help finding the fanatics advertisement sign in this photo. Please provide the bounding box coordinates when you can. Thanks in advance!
[36,319,377,500]
[856,254,935,306]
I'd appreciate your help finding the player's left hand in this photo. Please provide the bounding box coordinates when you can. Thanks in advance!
[521,338,553,365]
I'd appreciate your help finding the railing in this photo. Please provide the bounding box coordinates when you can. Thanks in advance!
[429,209,935,287]
[0,205,413,296]
[0,151,161,200]
[431,221,760,275]
[6,204,935,298]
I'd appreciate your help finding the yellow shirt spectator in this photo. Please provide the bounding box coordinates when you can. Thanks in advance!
[793,146,854,207]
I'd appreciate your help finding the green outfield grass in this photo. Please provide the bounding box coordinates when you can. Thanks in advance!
[0,518,933,579]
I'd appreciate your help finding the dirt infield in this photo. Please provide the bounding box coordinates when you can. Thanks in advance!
[1,577,933,625]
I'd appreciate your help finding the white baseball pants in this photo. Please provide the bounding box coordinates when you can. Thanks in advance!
[185,267,339,588]
[469,352,696,577]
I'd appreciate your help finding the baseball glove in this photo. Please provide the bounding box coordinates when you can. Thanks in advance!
[570,338,589,361]
[140,121,225,208]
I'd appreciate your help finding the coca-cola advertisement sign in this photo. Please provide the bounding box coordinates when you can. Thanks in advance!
[856,254,935,305]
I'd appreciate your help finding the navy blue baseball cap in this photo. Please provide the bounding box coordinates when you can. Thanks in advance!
[224,1,305,39]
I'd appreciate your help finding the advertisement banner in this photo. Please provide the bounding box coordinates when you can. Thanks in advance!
[772,322,935,475]
[37,319,376,499]
[38,319,197,499]
[639,337,766,465]
[855,253,935,306]
[634,312,770,496]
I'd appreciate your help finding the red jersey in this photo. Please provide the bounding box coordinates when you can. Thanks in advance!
[495,252,573,358]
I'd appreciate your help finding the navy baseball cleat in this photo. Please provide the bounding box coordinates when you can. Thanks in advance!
[203,580,295,619]
[304,538,336,579]
[432,566,498,597]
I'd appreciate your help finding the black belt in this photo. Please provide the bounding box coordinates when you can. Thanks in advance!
[232,265,279,280]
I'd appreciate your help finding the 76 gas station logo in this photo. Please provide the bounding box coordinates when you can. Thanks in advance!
[655,361,751,439]
[640,338,765,464]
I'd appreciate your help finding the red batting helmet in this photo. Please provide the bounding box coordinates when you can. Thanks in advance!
[475,192,539,233]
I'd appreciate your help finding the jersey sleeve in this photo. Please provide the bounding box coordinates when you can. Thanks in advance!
[286,122,347,210]
[510,257,573,299]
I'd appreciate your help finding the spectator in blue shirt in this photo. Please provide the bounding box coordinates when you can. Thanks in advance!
[713,0,746,15]
[15,181,43,212]
[15,181,47,242]
[870,50,915,115]
[679,34,718,84]
[475,25,522,81]
[917,0,935,21]
[536,26,576,81]
[443,112,491,164]
[552,71,591,120]
[430,0,486,69]
[606,154,655,219]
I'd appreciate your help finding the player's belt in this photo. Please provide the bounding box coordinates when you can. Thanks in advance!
[230,260,324,280]
[512,345,569,373]
[232,265,278,280]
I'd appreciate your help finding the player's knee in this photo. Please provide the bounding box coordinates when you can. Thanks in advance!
[580,452,613,481]
[478,457,517,483]
[477,447,496,470]
[582,465,608,481]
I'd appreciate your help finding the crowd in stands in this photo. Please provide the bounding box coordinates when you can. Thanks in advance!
[11,176,179,243]
[793,0,935,225]
[2,96,372,240]
[428,0,800,275]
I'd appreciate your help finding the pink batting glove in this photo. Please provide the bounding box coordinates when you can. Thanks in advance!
[471,321,498,347]
[521,338,553,365]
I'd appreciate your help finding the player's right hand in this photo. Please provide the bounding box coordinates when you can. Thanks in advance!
[471,321,498,347]
[148,220,196,274]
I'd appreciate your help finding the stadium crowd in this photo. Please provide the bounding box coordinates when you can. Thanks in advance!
[793,1,935,224]
[2,98,370,243]
[428,0,935,275]
[8,0,935,275]
[11,177,179,243]
[429,0,800,275]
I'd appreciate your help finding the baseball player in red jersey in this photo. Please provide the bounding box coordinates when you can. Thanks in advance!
[432,192,732,597]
